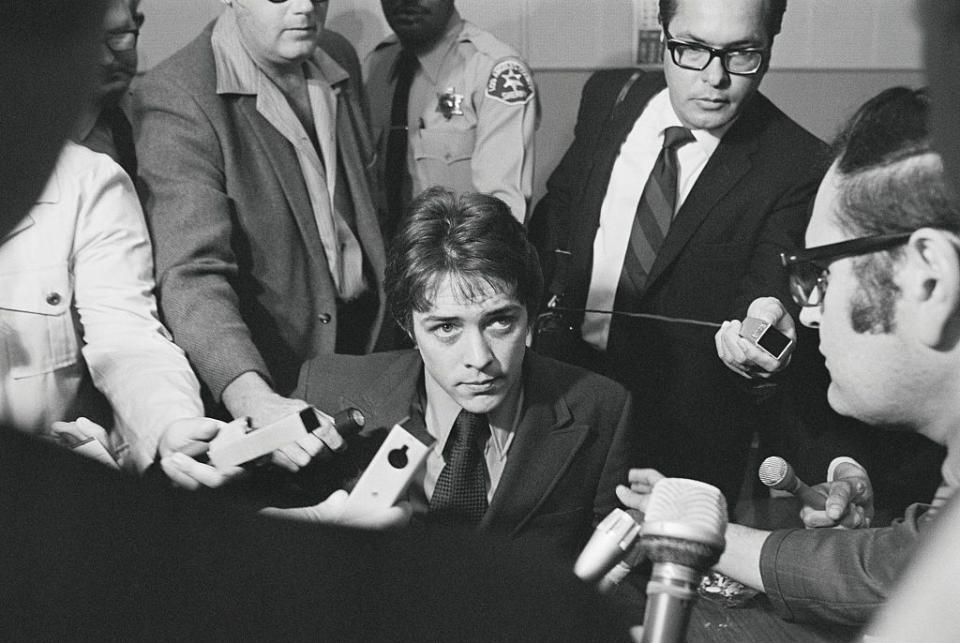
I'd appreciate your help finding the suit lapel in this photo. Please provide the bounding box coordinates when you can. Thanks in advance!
[334,84,387,291]
[338,352,432,445]
[643,106,760,291]
[238,97,331,276]
[568,73,667,304]
[483,353,589,535]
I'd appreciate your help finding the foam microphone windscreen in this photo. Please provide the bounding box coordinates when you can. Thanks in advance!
[642,478,727,551]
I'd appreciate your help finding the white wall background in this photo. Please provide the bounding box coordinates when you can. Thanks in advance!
[136,0,927,202]
[140,0,923,71]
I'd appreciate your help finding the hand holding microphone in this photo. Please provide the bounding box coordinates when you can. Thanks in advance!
[758,455,826,510]
[759,456,873,528]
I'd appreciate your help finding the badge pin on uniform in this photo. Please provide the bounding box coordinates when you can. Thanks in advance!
[437,87,464,119]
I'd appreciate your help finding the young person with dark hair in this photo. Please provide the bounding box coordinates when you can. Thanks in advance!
[296,186,637,558]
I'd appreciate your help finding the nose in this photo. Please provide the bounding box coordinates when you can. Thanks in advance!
[289,0,317,13]
[799,304,821,329]
[463,328,494,370]
[99,41,117,66]
[701,55,728,87]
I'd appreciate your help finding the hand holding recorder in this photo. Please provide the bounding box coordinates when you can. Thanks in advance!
[715,296,796,379]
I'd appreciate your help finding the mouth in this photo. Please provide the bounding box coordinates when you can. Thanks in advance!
[693,97,729,109]
[390,8,427,23]
[460,377,501,393]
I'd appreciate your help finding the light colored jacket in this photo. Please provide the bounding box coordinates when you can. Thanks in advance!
[0,142,202,470]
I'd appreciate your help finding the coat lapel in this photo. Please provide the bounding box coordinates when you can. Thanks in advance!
[334,83,387,309]
[643,103,760,291]
[483,353,589,535]
[238,97,331,277]
[337,352,432,445]
[568,73,667,304]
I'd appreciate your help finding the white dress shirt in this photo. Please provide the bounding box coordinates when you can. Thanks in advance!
[582,88,727,350]
[0,142,203,471]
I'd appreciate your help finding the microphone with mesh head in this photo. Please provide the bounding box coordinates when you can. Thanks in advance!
[574,508,642,585]
[639,478,727,643]
[758,456,825,510]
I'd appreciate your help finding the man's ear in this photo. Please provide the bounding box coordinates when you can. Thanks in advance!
[903,229,960,349]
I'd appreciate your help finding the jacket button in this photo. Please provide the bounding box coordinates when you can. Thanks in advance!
[317,313,332,324]
[46,292,62,306]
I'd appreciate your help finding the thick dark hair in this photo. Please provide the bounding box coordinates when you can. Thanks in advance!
[830,87,960,332]
[658,0,787,41]
[385,187,543,334]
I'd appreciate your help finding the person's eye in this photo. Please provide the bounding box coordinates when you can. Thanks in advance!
[487,316,517,333]
[431,322,459,337]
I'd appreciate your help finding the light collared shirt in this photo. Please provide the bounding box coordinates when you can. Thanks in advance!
[417,366,524,506]
[211,13,365,299]
[582,88,731,350]
[365,9,538,222]
[0,142,203,471]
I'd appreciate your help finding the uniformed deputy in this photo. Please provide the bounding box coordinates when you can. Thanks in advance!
[366,0,539,235]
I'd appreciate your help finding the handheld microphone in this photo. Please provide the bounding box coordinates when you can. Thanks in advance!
[574,508,642,584]
[331,407,365,437]
[758,456,825,510]
[208,407,365,468]
[639,478,727,643]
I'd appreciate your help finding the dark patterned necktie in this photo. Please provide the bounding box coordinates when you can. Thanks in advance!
[614,125,695,310]
[429,410,489,525]
[383,48,418,239]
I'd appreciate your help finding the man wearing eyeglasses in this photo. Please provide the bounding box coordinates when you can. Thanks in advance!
[529,0,827,504]
[135,0,389,474]
[624,87,960,628]
[75,0,143,179]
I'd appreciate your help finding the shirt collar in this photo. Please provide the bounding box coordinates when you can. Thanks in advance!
[422,356,523,460]
[649,87,735,151]
[394,9,463,85]
[212,11,349,96]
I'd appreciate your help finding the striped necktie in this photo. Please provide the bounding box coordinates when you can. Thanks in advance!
[614,125,695,310]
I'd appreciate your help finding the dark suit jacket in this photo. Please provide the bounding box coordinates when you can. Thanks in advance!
[135,23,386,400]
[0,426,629,641]
[295,349,637,559]
[529,69,829,501]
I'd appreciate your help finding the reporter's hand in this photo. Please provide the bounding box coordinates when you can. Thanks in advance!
[51,416,110,449]
[261,489,413,530]
[222,372,345,472]
[615,468,666,514]
[800,460,875,529]
[715,297,796,379]
[158,417,246,490]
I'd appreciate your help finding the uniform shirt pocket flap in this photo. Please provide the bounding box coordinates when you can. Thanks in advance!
[414,129,475,164]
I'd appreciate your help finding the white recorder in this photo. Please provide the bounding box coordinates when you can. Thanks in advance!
[341,422,432,519]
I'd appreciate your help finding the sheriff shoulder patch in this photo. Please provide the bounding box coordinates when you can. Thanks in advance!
[486,59,535,105]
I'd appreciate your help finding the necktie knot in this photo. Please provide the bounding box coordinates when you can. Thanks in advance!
[450,410,488,448]
[428,409,489,525]
[662,126,695,151]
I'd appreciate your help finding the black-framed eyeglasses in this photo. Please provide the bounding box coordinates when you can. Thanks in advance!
[780,233,913,307]
[663,28,768,76]
[104,29,139,53]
